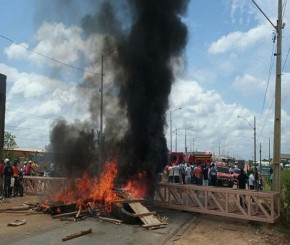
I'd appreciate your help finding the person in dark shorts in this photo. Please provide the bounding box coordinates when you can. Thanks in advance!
[237,168,248,208]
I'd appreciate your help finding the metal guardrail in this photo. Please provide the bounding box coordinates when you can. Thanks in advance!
[154,183,280,223]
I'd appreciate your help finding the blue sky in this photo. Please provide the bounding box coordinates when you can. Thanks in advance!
[0,0,289,161]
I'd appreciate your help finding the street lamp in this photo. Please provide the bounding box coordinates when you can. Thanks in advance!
[192,137,200,152]
[237,115,256,167]
[169,107,182,151]
[173,128,181,152]
[100,49,118,136]
[183,126,194,153]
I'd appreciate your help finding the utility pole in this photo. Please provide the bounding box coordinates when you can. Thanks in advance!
[252,0,283,192]
[273,0,283,192]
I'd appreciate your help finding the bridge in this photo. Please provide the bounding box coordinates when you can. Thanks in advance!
[22,176,280,223]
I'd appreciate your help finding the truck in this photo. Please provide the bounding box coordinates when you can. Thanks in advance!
[168,151,185,163]
[187,152,212,165]
[168,151,212,165]
[216,163,234,187]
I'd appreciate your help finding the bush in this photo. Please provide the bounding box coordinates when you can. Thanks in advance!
[281,169,290,205]
[281,169,290,222]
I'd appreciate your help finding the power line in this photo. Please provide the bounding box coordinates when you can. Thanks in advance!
[6,108,54,120]
[5,124,49,133]
[0,33,101,75]
[257,94,275,139]
[282,0,288,20]
[282,47,290,72]
[16,137,49,142]
[260,36,276,116]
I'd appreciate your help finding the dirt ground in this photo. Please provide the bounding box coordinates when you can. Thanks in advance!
[170,214,290,245]
[1,195,290,245]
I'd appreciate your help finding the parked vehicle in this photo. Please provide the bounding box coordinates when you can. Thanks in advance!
[216,164,234,187]
[232,168,241,186]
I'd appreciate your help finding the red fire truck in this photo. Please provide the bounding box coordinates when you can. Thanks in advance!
[187,151,212,165]
[168,151,212,165]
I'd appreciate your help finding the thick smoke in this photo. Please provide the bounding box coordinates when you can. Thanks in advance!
[116,0,189,188]
[48,0,189,194]
[49,119,96,178]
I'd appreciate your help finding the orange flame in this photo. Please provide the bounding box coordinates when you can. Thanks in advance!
[45,158,148,212]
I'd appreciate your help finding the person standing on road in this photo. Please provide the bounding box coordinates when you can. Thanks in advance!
[202,164,209,186]
[193,163,202,185]
[3,159,13,198]
[248,171,255,190]
[185,163,192,184]
[209,164,217,186]
[12,160,20,197]
[254,167,259,190]
[237,168,248,208]
[167,164,174,183]
[237,168,248,189]
[172,163,180,183]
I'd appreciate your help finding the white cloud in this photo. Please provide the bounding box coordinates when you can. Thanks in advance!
[29,22,85,67]
[208,24,271,54]
[232,74,266,96]
[4,42,29,60]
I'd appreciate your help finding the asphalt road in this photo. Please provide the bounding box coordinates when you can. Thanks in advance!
[4,208,195,245]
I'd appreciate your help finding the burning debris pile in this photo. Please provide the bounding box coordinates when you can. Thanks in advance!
[33,159,167,229]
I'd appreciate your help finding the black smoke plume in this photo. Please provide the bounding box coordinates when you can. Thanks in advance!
[116,0,188,188]
[48,0,188,195]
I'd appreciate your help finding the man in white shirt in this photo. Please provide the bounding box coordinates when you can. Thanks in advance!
[172,164,180,183]
[185,163,192,184]
[248,171,255,190]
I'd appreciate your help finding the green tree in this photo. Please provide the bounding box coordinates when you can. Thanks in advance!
[2,131,18,160]
[4,131,17,150]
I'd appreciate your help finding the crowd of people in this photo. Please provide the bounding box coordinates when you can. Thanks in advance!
[163,161,218,186]
[0,158,38,198]
[163,160,264,191]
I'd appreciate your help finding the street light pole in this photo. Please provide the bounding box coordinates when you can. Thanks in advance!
[192,137,200,153]
[237,115,257,167]
[173,128,179,152]
[99,49,117,137]
[100,53,104,135]
[170,108,182,151]
[184,126,194,154]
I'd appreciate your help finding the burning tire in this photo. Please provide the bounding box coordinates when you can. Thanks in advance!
[111,202,140,224]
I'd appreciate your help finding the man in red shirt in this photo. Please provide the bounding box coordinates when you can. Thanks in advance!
[193,163,202,185]
[12,160,20,197]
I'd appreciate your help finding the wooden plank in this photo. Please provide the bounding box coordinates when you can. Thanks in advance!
[111,199,145,204]
[62,228,92,241]
[128,202,164,228]
[132,211,156,217]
